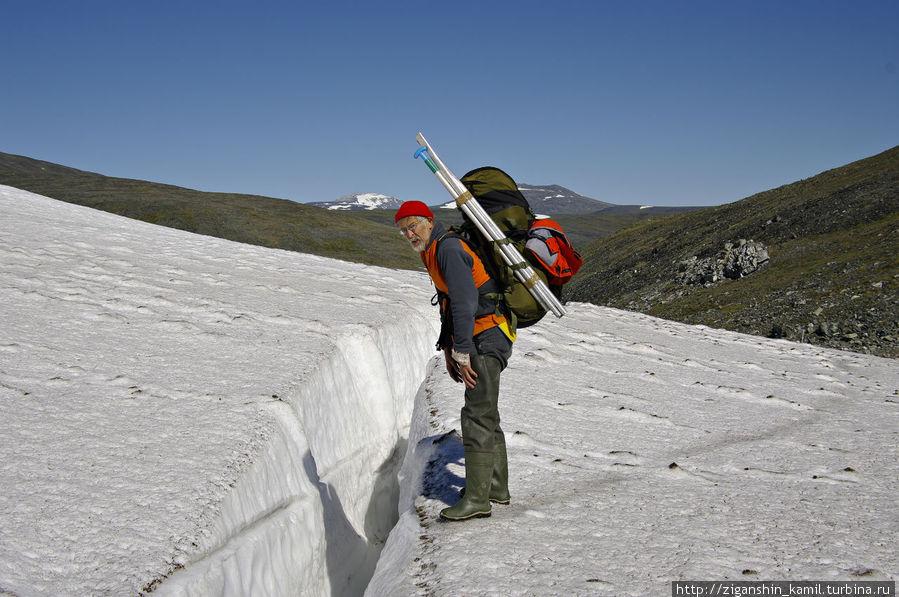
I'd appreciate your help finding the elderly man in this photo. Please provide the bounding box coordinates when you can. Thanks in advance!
[395,200,514,520]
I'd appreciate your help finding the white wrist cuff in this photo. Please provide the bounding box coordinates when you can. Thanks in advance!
[451,349,470,367]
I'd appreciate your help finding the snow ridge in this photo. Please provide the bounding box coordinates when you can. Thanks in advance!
[158,319,434,596]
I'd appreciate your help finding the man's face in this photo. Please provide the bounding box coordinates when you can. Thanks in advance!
[396,216,433,253]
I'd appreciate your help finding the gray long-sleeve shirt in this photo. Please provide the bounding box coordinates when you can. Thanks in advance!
[426,222,482,355]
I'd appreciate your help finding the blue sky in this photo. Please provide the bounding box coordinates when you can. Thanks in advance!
[2,1,897,207]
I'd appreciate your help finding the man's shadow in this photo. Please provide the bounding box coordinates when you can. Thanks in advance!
[302,451,372,597]
[420,430,466,505]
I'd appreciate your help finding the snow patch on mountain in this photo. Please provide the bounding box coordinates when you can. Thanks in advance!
[309,193,404,211]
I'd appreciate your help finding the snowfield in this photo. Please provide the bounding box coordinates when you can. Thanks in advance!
[0,185,436,596]
[370,310,897,595]
[1,185,896,596]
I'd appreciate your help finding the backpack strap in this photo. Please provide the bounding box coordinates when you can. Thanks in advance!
[435,230,507,320]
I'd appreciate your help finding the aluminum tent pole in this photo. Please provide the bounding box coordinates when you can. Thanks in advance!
[414,134,565,317]
[415,135,565,317]
[414,134,564,314]
[414,133,566,318]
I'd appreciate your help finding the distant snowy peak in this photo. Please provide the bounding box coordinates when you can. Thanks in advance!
[309,193,404,211]
[313,185,612,214]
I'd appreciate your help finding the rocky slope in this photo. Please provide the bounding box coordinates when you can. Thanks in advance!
[567,145,899,358]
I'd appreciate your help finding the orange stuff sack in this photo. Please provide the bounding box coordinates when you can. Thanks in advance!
[525,219,583,286]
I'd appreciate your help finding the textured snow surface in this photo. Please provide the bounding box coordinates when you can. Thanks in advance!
[0,185,436,596]
[369,307,898,595]
[2,184,897,596]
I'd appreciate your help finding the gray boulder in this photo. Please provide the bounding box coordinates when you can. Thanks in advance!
[678,239,770,286]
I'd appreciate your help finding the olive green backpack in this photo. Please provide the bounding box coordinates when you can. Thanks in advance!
[450,166,563,333]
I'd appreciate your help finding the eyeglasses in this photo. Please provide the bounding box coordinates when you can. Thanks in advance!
[398,221,423,236]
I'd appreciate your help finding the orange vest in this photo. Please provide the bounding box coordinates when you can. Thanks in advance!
[421,234,507,338]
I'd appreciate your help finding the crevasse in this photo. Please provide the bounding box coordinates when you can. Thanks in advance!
[155,315,435,597]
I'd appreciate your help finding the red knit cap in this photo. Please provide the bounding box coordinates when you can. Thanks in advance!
[395,200,434,223]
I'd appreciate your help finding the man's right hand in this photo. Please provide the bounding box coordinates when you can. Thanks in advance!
[442,348,456,382]
[444,348,478,388]
[444,348,461,383]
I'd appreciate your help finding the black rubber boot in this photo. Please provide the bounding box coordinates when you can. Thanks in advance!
[440,451,493,521]
[444,353,505,520]
[460,441,510,504]
[489,440,511,504]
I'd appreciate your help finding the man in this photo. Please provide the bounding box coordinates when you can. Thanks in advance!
[395,200,514,521]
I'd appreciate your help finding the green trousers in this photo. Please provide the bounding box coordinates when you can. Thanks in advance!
[441,353,509,520]
[461,353,504,454]
[441,327,513,520]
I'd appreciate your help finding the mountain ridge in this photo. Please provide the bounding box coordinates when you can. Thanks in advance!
[315,183,616,214]
[436,182,700,216]
[1,147,894,357]
[0,152,646,258]
[0,151,422,271]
